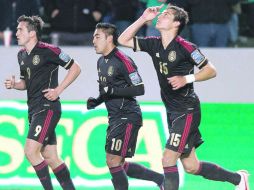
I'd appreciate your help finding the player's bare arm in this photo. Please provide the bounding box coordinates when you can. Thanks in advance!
[167,62,217,90]
[43,62,81,101]
[118,5,164,49]
[4,75,26,90]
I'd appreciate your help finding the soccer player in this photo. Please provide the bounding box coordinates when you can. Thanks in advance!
[4,15,81,190]
[118,4,250,190]
[87,22,164,190]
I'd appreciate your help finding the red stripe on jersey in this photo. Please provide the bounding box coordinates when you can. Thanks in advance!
[121,123,133,157]
[38,110,53,143]
[38,42,61,55]
[176,36,195,53]
[115,50,135,73]
[178,113,193,153]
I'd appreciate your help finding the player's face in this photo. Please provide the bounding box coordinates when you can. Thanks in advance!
[16,22,31,46]
[93,29,109,55]
[156,9,176,31]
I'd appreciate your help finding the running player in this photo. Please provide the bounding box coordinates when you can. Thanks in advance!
[87,22,164,190]
[4,15,81,190]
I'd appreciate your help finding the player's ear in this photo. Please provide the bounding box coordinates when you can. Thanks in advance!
[107,35,114,44]
[173,21,180,28]
[29,30,37,38]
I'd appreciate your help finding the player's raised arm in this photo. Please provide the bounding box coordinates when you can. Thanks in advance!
[118,5,163,49]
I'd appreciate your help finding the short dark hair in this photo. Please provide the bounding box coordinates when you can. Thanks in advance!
[17,15,44,40]
[95,23,119,46]
[167,4,189,35]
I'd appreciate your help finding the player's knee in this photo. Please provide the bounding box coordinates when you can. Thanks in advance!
[24,146,38,161]
[106,158,122,168]
[42,152,59,166]
[162,156,174,167]
[183,164,199,174]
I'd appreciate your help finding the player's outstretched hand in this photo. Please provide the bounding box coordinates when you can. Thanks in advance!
[87,97,98,110]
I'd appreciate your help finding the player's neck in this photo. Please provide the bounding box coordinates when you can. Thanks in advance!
[102,44,116,56]
[161,30,177,49]
[24,39,38,54]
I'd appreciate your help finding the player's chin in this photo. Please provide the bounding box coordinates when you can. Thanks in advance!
[17,41,23,46]
[95,49,101,54]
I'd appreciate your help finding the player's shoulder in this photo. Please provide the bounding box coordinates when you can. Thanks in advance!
[175,36,197,53]
[37,41,61,55]
[114,48,130,62]
[114,48,136,73]
[114,48,134,66]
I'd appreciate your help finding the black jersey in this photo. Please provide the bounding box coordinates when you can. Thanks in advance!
[17,42,74,114]
[135,36,208,112]
[97,48,143,124]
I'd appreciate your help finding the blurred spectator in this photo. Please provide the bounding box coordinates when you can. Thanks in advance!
[109,0,140,34]
[241,0,254,37]
[228,2,242,46]
[0,0,7,44]
[0,0,41,45]
[188,0,240,47]
[44,0,107,46]
[135,0,147,36]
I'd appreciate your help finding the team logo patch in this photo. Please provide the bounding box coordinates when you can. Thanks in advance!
[32,55,40,65]
[59,51,71,63]
[21,61,24,65]
[168,51,176,62]
[108,66,114,76]
[129,72,142,85]
[191,49,205,64]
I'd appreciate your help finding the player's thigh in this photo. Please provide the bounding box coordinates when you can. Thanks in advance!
[105,121,141,158]
[28,109,61,145]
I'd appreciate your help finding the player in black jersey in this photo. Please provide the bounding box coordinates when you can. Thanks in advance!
[87,23,164,190]
[4,15,81,190]
[118,4,249,190]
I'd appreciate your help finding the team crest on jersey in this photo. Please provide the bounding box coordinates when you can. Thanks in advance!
[108,66,114,76]
[168,51,176,62]
[59,51,71,63]
[32,55,40,65]
[191,49,205,64]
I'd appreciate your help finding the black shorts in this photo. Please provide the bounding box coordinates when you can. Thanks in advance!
[105,120,141,158]
[28,105,61,146]
[165,109,204,155]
